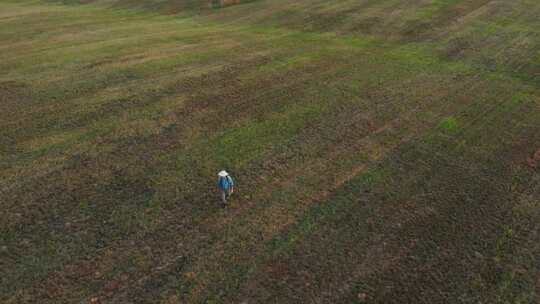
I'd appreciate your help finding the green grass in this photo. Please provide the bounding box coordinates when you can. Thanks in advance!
[438,117,459,133]
[1,0,539,303]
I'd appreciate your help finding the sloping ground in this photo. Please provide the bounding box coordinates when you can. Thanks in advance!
[0,0,539,303]
[46,0,540,81]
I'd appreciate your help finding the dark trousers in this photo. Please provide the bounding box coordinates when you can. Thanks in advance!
[220,189,231,204]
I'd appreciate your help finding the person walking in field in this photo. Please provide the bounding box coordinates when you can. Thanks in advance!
[217,170,234,207]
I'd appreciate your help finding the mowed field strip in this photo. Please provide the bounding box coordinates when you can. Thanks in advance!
[1,0,539,303]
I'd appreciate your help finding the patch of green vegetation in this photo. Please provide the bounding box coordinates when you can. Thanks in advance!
[474,21,504,36]
[438,116,459,133]
[492,224,537,303]
[339,35,376,49]
[209,102,331,168]
[511,91,535,105]
[414,0,463,20]
[387,44,472,73]
[258,54,317,72]
[210,0,257,9]
[266,166,387,255]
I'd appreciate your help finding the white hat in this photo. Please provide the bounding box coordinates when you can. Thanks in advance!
[218,170,228,177]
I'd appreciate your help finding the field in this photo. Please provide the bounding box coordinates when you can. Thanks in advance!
[1,0,539,303]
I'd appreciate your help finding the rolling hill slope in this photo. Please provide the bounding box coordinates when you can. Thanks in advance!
[1,0,539,303]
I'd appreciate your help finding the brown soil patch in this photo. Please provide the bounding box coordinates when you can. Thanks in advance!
[527,148,540,168]
[0,80,28,102]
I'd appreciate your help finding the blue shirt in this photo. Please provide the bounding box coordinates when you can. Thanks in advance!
[218,175,234,190]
